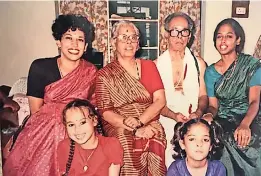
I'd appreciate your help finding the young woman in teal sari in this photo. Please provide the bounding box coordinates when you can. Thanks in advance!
[204,18,261,176]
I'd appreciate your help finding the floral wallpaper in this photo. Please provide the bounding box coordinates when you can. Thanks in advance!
[253,35,261,59]
[58,0,109,64]
[159,0,201,56]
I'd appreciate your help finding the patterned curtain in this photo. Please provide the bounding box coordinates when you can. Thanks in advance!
[253,35,261,59]
[58,0,109,64]
[159,0,201,56]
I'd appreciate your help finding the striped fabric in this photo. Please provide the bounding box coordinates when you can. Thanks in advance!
[96,61,166,176]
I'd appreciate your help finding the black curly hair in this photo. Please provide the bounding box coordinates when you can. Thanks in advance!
[171,118,224,160]
[61,99,104,175]
[52,14,94,45]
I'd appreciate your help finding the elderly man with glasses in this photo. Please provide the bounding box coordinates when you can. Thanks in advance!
[154,12,208,168]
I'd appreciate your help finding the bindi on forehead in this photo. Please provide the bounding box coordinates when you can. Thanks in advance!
[119,24,135,32]
[123,28,132,33]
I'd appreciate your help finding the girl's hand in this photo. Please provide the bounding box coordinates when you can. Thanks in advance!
[123,117,139,128]
[234,123,251,148]
[135,125,158,139]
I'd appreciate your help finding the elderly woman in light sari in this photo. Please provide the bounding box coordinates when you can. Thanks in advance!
[95,20,167,176]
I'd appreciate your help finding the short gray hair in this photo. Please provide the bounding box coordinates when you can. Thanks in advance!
[164,12,195,35]
[164,12,196,48]
[111,20,140,39]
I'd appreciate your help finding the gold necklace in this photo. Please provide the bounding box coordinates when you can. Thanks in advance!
[78,147,96,172]
[78,138,98,172]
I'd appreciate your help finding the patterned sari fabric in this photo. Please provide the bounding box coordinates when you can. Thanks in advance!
[96,61,166,176]
[3,60,97,176]
[214,54,261,176]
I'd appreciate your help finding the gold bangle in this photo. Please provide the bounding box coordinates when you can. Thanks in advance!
[132,127,137,136]
[134,117,144,128]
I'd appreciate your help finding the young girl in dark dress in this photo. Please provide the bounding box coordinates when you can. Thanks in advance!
[167,118,226,176]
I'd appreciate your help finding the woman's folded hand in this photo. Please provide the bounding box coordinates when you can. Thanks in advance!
[135,125,158,139]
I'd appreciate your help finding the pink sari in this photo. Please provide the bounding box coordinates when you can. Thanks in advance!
[3,60,97,176]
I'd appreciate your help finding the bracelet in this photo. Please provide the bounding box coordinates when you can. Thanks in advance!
[132,127,138,136]
[135,117,144,128]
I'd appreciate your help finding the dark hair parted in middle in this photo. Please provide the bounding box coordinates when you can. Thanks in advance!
[52,14,94,45]
[213,18,245,54]
[62,99,104,135]
[171,118,224,160]
[62,99,104,176]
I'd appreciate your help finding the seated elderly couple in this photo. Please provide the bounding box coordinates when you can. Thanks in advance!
[3,12,261,176]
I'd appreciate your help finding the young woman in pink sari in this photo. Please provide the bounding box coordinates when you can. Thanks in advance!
[3,14,97,176]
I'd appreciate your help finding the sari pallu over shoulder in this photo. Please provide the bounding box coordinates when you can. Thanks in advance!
[214,54,261,122]
[3,60,97,176]
[96,61,166,176]
[44,60,97,105]
[213,54,261,176]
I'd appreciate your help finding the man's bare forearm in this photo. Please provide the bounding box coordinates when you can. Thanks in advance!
[161,106,176,120]
[195,95,208,117]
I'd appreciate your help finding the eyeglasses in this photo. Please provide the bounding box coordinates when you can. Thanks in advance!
[166,28,191,37]
[115,34,139,43]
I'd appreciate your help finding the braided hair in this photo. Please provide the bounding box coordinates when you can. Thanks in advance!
[62,139,75,176]
[171,118,224,160]
[61,99,104,175]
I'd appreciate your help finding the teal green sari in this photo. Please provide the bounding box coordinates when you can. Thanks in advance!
[214,54,261,176]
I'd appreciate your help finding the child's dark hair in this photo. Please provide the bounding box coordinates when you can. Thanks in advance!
[62,99,104,176]
[52,14,94,45]
[171,118,224,160]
